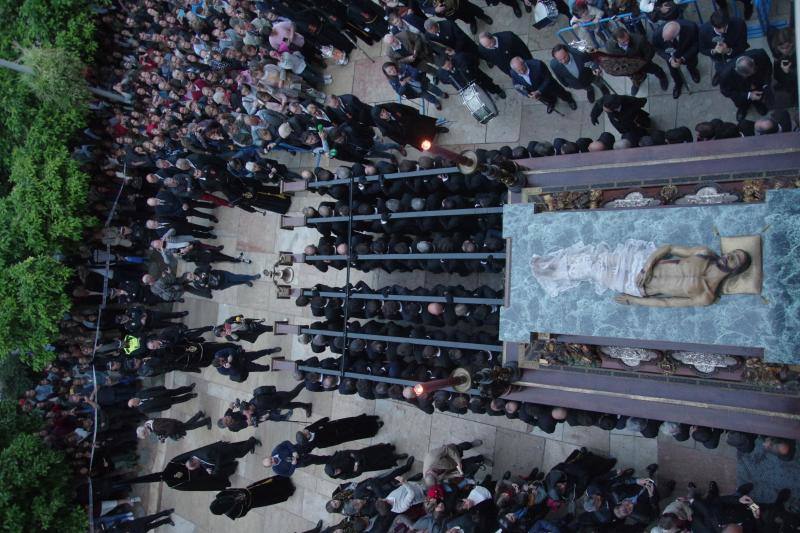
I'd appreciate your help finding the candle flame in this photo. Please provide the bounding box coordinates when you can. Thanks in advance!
[421,140,432,151]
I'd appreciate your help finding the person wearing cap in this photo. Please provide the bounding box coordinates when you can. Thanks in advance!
[209,476,295,519]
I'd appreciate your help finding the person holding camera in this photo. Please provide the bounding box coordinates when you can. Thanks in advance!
[718,49,774,122]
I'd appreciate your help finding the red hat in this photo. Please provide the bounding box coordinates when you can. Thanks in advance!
[427,485,445,500]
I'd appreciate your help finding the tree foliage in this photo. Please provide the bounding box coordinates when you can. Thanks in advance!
[0,0,99,371]
[0,354,36,399]
[19,46,89,109]
[0,257,73,370]
[0,433,87,533]
[0,402,86,533]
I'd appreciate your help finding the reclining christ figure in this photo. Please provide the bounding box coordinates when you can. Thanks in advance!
[531,240,751,308]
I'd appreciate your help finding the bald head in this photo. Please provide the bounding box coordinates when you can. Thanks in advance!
[427,303,444,316]
[588,141,607,152]
[662,21,680,41]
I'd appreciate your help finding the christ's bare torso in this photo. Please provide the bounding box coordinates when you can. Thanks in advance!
[642,255,717,298]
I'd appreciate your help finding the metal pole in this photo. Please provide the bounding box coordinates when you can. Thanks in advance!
[299,327,504,352]
[303,252,505,261]
[796,0,800,99]
[301,290,503,306]
[305,207,504,224]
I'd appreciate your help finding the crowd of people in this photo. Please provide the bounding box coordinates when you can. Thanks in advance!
[7,0,798,530]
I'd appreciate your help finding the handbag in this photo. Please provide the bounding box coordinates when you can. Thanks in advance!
[532,0,559,29]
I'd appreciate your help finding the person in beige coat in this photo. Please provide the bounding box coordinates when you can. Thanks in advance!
[422,439,486,486]
[384,31,440,76]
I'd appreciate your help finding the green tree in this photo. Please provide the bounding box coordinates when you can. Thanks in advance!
[17,46,89,109]
[0,433,87,533]
[0,257,73,370]
[0,355,36,399]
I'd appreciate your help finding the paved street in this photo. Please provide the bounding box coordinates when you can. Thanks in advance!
[129,1,797,530]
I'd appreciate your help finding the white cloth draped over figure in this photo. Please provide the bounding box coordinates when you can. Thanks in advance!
[531,239,657,298]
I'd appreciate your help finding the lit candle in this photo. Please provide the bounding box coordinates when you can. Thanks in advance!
[413,374,468,396]
[420,140,474,167]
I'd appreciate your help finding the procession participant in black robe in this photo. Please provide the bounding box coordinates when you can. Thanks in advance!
[324,443,407,480]
[122,437,260,491]
[213,315,273,343]
[229,180,291,215]
[209,476,296,520]
[296,414,383,451]
[139,340,236,376]
[371,103,446,150]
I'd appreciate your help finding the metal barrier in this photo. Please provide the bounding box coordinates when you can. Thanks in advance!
[271,357,482,394]
[557,1,704,45]
[278,323,504,352]
[297,289,504,306]
[309,166,461,188]
[303,252,505,261]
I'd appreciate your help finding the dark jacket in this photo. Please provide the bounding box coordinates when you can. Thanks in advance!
[605,32,656,62]
[719,48,773,108]
[426,19,479,56]
[699,17,749,60]
[479,31,532,75]
[653,19,700,62]
[510,59,558,96]
[550,48,597,89]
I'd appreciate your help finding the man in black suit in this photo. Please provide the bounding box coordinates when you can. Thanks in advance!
[437,52,506,99]
[128,384,197,414]
[590,95,650,139]
[719,49,773,121]
[699,11,749,86]
[510,57,576,113]
[478,31,531,77]
[653,19,701,99]
[751,109,793,135]
[550,44,609,103]
[423,18,479,57]
[324,94,375,128]
[147,217,215,239]
[607,27,669,97]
